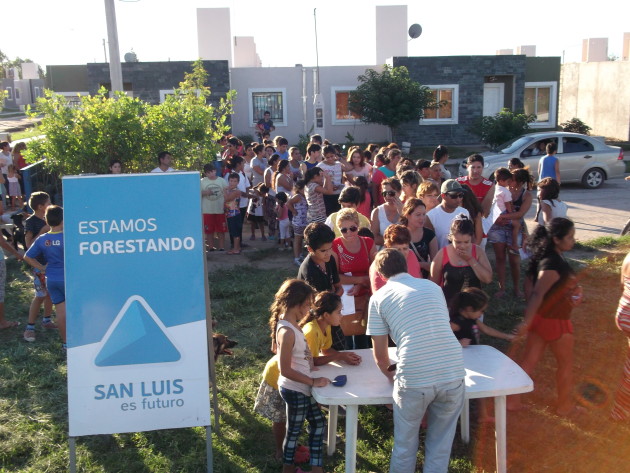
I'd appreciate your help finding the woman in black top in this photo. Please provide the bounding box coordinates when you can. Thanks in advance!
[508,218,583,416]
[430,215,492,308]
[400,198,438,278]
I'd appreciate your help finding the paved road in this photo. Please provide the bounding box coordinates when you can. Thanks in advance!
[523,176,630,241]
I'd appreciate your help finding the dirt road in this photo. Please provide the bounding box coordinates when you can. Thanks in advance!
[524,176,630,241]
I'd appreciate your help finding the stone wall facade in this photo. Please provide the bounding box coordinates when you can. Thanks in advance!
[86,60,230,106]
[393,56,527,146]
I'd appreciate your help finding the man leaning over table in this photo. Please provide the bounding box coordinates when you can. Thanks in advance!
[367,248,465,473]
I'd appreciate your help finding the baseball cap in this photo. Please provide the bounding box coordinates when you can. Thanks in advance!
[441,179,463,194]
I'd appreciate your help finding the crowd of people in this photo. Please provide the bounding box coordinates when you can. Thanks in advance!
[181,125,601,472]
[1,128,628,473]
[106,128,616,472]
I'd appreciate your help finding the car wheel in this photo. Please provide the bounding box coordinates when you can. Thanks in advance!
[581,168,605,189]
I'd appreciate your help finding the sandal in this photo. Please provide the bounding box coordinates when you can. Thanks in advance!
[227,250,241,255]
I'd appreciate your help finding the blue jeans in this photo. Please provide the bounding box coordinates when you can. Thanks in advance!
[390,378,465,473]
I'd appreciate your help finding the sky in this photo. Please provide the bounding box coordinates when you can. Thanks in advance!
[4,0,628,70]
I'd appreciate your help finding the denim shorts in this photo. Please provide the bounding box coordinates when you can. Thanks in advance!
[487,223,522,246]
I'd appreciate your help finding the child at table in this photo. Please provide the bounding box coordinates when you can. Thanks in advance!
[254,288,360,466]
[450,287,514,422]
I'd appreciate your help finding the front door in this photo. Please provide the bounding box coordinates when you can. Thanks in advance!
[483,83,505,117]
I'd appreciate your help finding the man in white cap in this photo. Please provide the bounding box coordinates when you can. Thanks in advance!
[426,179,470,249]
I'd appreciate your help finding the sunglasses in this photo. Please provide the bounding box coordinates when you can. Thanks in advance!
[446,192,464,199]
[382,190,396,197]
[340,225,358,234]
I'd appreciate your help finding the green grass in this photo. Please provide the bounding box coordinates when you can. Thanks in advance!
[2,240,630,472]
[10,126,43,141]
[574,234,630,251]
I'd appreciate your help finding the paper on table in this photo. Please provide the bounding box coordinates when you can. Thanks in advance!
[341,284,355,315]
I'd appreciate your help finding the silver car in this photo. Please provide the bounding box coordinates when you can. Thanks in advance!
[459,132,626,188]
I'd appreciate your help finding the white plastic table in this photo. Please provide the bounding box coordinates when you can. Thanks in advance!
[312,345,533,473]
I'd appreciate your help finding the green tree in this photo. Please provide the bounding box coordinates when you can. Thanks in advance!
[0,49,45,79]
[145,59,235,172]
[24,60,234,175]
[560,117,591,135]
[348,65,437,140]
[469,108,536,149]
[26,89,150,174]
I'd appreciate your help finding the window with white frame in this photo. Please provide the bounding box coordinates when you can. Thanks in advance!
[249,88,286,127]
[524,81,557,128]
[420,84,459,125]
[14,88,21,100]
[331,87,362,124]
[159,89,201,103]
[5,87,13,100]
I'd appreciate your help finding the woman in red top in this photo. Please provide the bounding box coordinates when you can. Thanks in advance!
[332,208,377,349]
[456,154,494,215]
[12,142,27,170]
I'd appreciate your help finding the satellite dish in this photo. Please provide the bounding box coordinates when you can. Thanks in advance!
[124,51,138,63]
[408,24,422,39]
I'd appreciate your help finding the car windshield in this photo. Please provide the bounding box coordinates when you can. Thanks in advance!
[495,136,534,154]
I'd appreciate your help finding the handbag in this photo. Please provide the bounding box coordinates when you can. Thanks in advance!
[340,293,369,336]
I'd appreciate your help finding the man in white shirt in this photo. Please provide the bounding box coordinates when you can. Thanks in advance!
[368,249,465,473]
[150,151,175,173]
[426,179,470,249]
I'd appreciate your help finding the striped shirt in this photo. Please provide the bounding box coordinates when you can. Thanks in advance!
[367,273,465,388]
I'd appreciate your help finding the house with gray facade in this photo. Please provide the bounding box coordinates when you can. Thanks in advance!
[43,56,560,148]
[393,55,561,145]
[45,60,230,107]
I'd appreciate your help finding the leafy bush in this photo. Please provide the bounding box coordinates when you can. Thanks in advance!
[238,133,254,146]
[469,108,536,148]
[560,117,591,135]
[297,125,314,155]
[24,60,234,175]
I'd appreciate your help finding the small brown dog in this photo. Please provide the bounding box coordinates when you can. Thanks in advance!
[212,333,237,361]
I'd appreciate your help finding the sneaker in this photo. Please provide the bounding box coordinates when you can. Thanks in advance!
[24,329,36,342]
[294,257,302,267]
[42,320,58,329]
[268,235,276,240]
